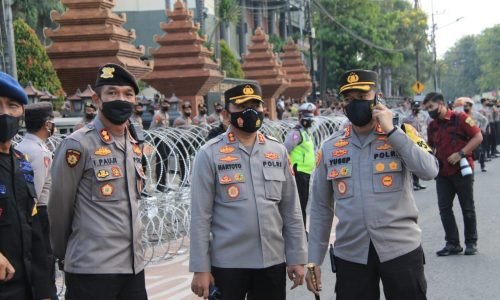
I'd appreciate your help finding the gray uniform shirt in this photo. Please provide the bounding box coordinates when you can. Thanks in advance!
[49,117,145,274]
[308,123,439,265]
[15,133,52,206]
[189,129,307,272]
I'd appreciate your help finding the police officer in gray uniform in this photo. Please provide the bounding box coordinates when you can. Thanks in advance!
[15,102,58,298]
[306,70,439,300]
[190,83,307,300]
[49,64,147,300]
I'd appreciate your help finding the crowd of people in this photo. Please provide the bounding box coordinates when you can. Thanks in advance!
[1,63,498,300]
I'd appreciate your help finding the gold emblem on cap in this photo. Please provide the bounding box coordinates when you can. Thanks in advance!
[347,72,359,83]
[242,85,254,95]
[100,67,115,79]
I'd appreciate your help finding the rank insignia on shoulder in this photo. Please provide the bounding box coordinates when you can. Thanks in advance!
[219,145,235,154]
[376,143,392,151]
[100,129,112,143]
[111,166,122,177]
[334,139,349,148]
[337,180,347,194]
[100,183,114,196]
[381,175,393,187]
[219,155,239,163]
[97,169,110,179]
[264,152,280,160]
[95,147,112,156]
[132,144,142,156]
[258,133,266,144]
[344,126,352,138]
[220,175,233,184]
[332,149,348,157]
[227,184,240,199]
[66,149,81,168]
[228,132,236,143]
[316,150,323,167]
[375,123,385,134]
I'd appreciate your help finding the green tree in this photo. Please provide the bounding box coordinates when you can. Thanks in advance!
[14,19,64,107]
[476,25,500,92]
[268,34,286,54]
[220,40,244,78]
[440,35,481,99]
[12,0,64,43]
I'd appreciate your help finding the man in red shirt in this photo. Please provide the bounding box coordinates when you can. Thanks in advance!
[424,92,483,256]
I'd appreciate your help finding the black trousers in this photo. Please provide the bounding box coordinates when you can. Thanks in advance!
[488,124,497,155]
[412,174,420,186]
[154,138,170,190]
[65,271,148,300]
[37,206,58,299]
[335,244,427,300]
[211,263,286,300]
[293,166,311,227]
[436,173,478,246]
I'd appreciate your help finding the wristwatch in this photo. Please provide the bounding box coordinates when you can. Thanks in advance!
[459,150,466,158]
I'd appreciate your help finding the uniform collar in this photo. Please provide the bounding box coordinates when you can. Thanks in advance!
[442,109,453,121]
[23,132,45,145]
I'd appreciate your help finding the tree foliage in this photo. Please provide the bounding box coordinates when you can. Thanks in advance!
[476,25,500,92]
[313,0,430,96]
[12,0,64,42]
[220,40,244,79]
[14,19,63,98]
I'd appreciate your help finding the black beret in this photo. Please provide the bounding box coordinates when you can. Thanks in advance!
[95,63,139,94]
[339,69,378,94]
[0,72,28,104]
[25,102,53,123]
[224,84,264,105]
[411,101,421,109]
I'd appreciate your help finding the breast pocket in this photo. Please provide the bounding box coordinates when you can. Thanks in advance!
[92,166,125,201]
[327,164,353,199]
[372,159,403,193]
[217,171,247,202]
[263,167,286,201]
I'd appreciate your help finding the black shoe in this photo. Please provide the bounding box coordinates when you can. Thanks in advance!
[413,185,420,191]
[416,183,427,189]
[464,244,478,255]
[485,158,491,162]
[481,168,487,172]
[436,245,463,256]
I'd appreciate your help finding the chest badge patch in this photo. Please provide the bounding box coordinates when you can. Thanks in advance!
[337,180,347,195]
[95,147,112,156]
[111,166,122,177]
[220,175,233,184]
[219,145,235,154]
[376,143,392,151]
[332,149,348,157]
[265,152,280,160]
[97,169,110,179]
[381,175,393,187]
[339,166,349,176]
[100,129,112,142]
[328,168,339,179]
[227,184,240,199]
[66,149,81,168]
[234,173,245,182]
[220,155,239,163]
[375,163,385,172]
[100,183,114,196]
[389,161,398,171]
[334,139,349,148]
[132,144,142,156]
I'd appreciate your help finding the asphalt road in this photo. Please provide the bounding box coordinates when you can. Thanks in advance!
[287,157,500,300]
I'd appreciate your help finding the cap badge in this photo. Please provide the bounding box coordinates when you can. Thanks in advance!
[243,85,254,95]
[100,67,115,79]
[347,72,359,83]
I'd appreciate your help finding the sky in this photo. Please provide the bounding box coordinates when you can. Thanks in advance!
[419,0,499,58]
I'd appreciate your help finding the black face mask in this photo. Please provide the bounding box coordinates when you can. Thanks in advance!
[101,100,133,125]
[464,108,471,114]
[428,107,440,119]
[344,99,374,126]
[161,106,169,112]
[85,113,96,120]
[301,118,313,128]
[230,108,264,133]
[412,109,420,115]
[200,109,207,115]
[135,111,143,116]
[184,111,192,117]
[215,108,223,113]
[0,114,21,143]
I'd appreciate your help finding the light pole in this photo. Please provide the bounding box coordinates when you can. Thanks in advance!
[1,0,17,78]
